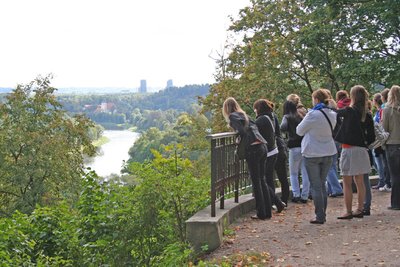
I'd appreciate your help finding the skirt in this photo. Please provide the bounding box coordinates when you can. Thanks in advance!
[340,146,371,176]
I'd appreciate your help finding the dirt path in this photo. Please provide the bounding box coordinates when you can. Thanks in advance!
[205,190,400,266]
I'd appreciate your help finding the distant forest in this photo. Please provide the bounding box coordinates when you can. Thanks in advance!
[57,84,210,130]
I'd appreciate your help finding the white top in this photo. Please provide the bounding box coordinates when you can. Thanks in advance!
[296,108,337,158]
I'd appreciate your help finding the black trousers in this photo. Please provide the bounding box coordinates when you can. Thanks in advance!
[275,150,290,204]
[264,153,285,208]
[246,144,272,219]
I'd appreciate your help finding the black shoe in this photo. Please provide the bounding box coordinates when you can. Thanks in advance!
[363,209,371,216]
[251,215,269,220]
[291,197,301,203]
[276,201,286,213]
[308,195,313,200]
[388,206,400,210]
[310,219,324,224]
[337,213,353,220]
[352,210,364,218]
[300,198,308,204]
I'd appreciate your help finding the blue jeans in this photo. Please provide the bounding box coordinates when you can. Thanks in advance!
[364,173,372,211]
[326,153,343,195]
[289,147,309,199]
[304,156,333,222]
[385,144,400,208]
[373,151,386,187]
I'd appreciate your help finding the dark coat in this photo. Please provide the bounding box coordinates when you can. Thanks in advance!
[334,107,375,147]
[255,112,277,152]
[229,112,267,147]
[280,113,303,148]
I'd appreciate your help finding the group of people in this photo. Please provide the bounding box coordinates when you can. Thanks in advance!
[222,84,400,224]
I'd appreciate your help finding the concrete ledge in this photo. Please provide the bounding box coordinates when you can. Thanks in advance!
[186,193,255,253]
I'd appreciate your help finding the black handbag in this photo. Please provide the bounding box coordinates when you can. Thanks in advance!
[235,129,249,160]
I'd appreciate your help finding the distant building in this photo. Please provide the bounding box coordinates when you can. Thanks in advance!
[166,79,173,88]
[139,80,147,93]
[94,102,115,113]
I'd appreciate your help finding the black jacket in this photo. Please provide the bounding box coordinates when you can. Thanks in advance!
[280,113,303,148]
[255,112,277,152]
[229,112,267,147]
[334,107,375,147]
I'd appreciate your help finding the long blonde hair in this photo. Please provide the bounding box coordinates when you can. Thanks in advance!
[222,97,247,123]
[387,85,400,111]
[350,85,369,122]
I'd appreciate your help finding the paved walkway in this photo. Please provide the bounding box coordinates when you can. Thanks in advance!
[205,189,400,266]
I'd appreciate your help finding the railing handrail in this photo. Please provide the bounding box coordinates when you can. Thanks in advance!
[208,132,251,217]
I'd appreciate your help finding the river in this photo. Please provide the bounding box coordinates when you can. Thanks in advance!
[86,130,140,177]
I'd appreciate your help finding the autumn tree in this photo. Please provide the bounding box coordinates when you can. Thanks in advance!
[201,0,399,131]
[0,76,96,215]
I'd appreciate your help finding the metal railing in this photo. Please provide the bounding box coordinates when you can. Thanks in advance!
[207,132,252,217]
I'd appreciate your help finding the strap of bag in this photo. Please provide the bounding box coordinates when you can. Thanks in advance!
[264,115,275,133]
[319,109,333,136]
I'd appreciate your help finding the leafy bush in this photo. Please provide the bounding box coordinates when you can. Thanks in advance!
[0,150,209,266]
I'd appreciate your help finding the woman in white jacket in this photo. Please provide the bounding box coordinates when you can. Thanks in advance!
[296,89,337,224]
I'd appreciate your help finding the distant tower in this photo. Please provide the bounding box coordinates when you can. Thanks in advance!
[139,80,147,93]
[166,79,173,89]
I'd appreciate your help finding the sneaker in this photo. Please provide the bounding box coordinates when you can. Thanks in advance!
[379,185,392,192]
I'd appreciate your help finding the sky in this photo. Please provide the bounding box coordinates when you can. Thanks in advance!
[0,0,249,89]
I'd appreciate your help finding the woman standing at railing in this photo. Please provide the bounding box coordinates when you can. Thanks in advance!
[253,99,287,209]
[222,97,285,220]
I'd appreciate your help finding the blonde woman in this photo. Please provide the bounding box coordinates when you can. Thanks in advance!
[382,85,400,210]
[222,97,284,220]
[335,85,375,219]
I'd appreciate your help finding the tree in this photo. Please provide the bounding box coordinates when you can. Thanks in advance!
[0,76,96,215]
[201,0,400,130]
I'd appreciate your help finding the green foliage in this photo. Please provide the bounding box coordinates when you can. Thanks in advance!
[57,84,210,130]
[0,150,209,266]
[0,76,96,215]
[127,112,211,165]
[201,0,400,131]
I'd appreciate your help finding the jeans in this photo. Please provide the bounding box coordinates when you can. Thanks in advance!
[289,147,310,199]
[246,144,272,219]
[364,173,372,211]
[275,150,290,204]
[383,152,392,188]
[304,156,333,222]
[373,151,386,187]
[385,144,400,208]
[326,153,343,195]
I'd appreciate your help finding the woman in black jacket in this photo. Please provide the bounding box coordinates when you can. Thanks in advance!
[335,85,375,219]
[254,99,288,207]
[222,97,284,220]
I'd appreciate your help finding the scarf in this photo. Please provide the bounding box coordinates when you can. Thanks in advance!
[312,103,327,110]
